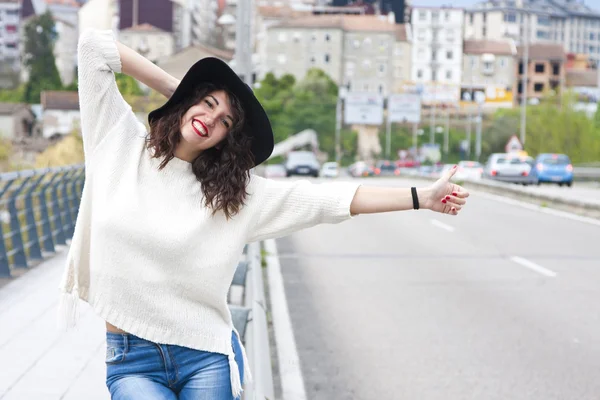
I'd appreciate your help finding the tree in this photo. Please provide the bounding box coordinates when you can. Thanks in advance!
[22,11,63,103]
[115,73,144,96]
[0,85,24,102]
[594,103,600,129]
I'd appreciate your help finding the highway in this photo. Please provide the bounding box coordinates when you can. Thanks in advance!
[275,177,600,400]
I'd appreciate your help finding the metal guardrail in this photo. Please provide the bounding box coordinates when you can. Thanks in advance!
[574,167,600,181]
[0,165,84,278]
[0,164,276,398]
[230,242,276,400]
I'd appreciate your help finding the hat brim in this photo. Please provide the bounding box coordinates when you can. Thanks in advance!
[148,57,274,167]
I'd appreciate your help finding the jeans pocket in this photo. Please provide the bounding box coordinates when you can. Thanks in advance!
[105,344,127,364]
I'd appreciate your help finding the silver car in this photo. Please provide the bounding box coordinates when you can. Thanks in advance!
[484,153,533,185]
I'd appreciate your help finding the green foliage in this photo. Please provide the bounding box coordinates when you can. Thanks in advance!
[255,69,350,162]
[116,73,144,96]
[480,93,600,164]
[0,85,24,102]
[22,11,63,103]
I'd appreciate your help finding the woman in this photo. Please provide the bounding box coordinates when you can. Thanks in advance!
[59,29,469,400]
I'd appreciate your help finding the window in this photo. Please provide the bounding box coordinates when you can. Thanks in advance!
[363,59,372,68]
[537,30,550,39]
[591,33,596,40]
[5,25,17,33]
[483,27,487,37]
[483,12,487,23]
[552,63,560,75]
[432,50,437,60]
[499,58,506,68]
[537,16,550,26]
[312,33,317,42]
[293,32,301,42]
[394,46,403,56]
[445,12,450,21]
[446,70,452,80]
[310,56,316,64]
[417,69,423,79]
[419,11,427,21]
[325,33,330,41]
[417,29,426,41]
[364,37,372,46]
[518,62,524,74]
[447,50,453,60]
[353,39,360,48]
[518,82,523,94]
[379,64,386,73]
[364,83,369,91]
[325,54,330,63]
[504,13,517,23]
[417,48,425,59]
[278,33,287,42]
[432,11,439,21]
[469,14,474,24]
[5,42,17,49]
[278,54,287,64]
[534,83,544,92]
[378,85,384,94]
[346,62,355,76]
[535,63,545,73]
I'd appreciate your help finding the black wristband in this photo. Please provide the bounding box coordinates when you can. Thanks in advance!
[411,187,419,210]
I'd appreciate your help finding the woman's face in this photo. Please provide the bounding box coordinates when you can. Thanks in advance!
[179,90,235,155]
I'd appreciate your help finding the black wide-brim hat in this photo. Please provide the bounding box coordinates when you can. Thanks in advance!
[148,57,274,167]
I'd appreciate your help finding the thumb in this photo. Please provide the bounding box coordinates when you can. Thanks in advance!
[444,165,458,180]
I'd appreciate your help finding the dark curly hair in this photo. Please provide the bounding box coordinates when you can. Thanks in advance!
[147,83,254,219]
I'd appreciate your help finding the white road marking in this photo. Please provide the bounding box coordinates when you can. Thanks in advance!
[430,219,455,232]
[264,239,307,400]
[510,256,557,277]
[474,191,600,228]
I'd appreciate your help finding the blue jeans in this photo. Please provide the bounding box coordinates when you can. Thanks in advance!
[105,331,244,400]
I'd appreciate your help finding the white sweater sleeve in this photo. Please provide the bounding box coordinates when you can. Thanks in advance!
[77,29,132,158]
[246,176,361,243]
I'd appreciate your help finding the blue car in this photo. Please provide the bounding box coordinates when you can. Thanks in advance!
[530,153,573,187]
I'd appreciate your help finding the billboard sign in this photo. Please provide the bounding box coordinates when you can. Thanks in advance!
[344,93,384,125]
[389,93,421,123]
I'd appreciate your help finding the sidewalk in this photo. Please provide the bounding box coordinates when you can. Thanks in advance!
[0,248,109,400]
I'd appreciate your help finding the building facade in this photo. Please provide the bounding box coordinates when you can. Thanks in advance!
[263,14,404,96]
[119,23,174,63]
[465,0,600,67]
[462,39,517,108]
[515,43,565,104]
[411,7,464,105]
[78,0,118,32]
[0,0,20,88]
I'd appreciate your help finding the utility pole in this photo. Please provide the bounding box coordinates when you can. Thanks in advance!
[132,0,139,26]
[235,0,252,86]
[520,12,529,146]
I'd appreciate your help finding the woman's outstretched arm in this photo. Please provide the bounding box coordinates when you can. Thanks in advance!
[350,165,468,216]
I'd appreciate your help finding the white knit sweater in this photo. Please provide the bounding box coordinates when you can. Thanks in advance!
[58,29,361,397]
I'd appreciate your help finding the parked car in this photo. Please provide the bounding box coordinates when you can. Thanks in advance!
[375,160,400,176]
[284,151,320,177]
[320,162,339,178]
[264,164,287,178]
[456,161,483,181]
[348,161,375,177]
[529,153,573,187]
[484,153,533,185]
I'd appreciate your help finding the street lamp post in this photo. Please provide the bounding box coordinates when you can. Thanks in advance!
[520,11,529,147]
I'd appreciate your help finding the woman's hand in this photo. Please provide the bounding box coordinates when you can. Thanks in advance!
[422,165,469,215]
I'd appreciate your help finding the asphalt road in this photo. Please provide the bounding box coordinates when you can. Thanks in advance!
[275,177,600,400]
